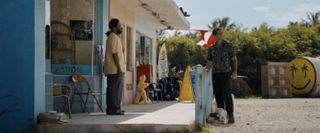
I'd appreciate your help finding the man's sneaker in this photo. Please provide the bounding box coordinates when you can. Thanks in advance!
[107,110,124,115]
[106,109,125,115]
[228,114,235,123]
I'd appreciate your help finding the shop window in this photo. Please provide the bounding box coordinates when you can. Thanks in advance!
[144,37,152,64]
[136,33,144,65]
[50,0,94,65]
[135,32,152,65]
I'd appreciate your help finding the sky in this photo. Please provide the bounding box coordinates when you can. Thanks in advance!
[175,0,320,30]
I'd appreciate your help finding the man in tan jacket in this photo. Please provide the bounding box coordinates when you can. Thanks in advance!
[104,19,125,115]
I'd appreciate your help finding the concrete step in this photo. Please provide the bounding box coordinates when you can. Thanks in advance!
[37,123,187,133]
[37,101,195,133]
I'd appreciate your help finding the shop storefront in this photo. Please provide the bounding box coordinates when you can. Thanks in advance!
[45,0,108,112]
[0,0,189,132]
[111,0,190,104]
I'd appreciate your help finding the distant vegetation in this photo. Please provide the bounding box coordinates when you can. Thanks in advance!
[157,11,320,96]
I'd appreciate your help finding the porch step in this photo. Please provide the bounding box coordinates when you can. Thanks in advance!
[37,101,195,133]
[37,123,187,133]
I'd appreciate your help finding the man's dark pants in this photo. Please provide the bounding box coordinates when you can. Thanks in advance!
[106,74,124,113]
[212,72,233,115]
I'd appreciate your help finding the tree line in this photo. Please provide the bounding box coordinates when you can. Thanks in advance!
[157,11,320,96]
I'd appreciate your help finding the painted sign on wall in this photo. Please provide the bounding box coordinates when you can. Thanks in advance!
[51,64,94,75]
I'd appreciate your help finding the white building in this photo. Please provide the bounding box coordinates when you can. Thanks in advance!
[109,0,190,104]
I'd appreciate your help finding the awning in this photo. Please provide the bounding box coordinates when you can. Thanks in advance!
[118,0,190,30]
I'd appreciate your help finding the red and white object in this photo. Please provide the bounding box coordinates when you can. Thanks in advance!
[197,30,216,48]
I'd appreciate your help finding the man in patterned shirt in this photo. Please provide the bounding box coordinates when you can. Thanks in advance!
[206,27,238,123]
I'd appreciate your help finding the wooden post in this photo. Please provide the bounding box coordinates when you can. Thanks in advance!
[195,65,204,127]
[195,65,214,128]
[205,69,213,119]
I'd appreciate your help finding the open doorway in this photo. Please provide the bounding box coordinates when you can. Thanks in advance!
[45,0,105,113]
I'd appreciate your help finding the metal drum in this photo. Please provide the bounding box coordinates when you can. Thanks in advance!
[290,57,320,97]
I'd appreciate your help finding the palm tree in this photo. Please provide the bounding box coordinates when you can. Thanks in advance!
[208,17,236,30]
[302,11,320,27]
[289,21,299,26]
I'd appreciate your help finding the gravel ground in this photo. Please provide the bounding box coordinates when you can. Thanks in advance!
[210,98,320,133]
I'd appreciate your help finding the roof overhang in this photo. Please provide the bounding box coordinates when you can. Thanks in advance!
[117,0,190,30]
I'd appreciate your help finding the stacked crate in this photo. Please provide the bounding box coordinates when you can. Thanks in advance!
[261,62,292,98]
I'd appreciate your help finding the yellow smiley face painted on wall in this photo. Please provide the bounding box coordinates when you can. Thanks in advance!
[290,57,316,95]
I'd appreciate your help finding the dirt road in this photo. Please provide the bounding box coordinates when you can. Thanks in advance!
[211,98,320,133]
